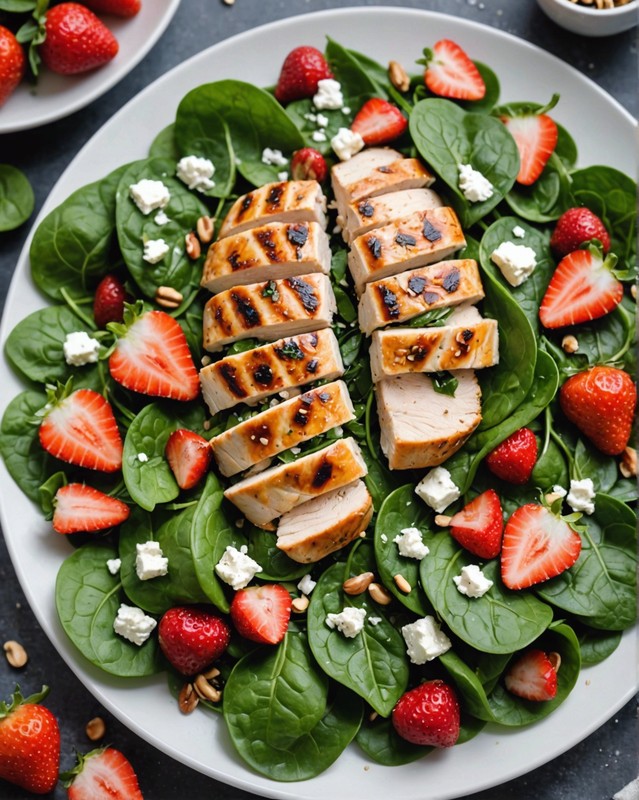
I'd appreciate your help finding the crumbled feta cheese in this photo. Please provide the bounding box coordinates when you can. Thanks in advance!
[393,527,430,560]
[415,467,460,513]
[290,446,301,455]
[215,544,262,590]
[457,163,494,203]
[453,564,493,598]
[368,616,382,626]
[401,616,451,664]
[325,606,366,638]
[316,112,329,128]
[380,533,388,543]
[154,210,170,225]
[552,484,568,498]
[106,558,121,575]
[135,540,169,581]
[512,225,526,238]
[129,179,170,215]
[304,112,318,122]
[297,574,317,595]
[63,331,101,367]
[113,603,157,646]
[490,241,537,287]
[143,238,170,264]
[331,127,364,161]
[176,155,216,192]
[342,106,351,115]
[277,171,289,181]
[261,147,288,167]
[567,478,596,515]
[313,78,344,110]
[312,130,327,143]
[137,452,149,463]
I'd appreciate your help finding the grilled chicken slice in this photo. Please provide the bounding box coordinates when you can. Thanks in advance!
[200,329,344,416]
[348,207,465,294]
[341,187,443,244]
[369,304,499,382]
[203,274,336,352]
[224,438,368,528]
[376,371,482,470]
[358,259,485,335]
[218,180,327,239]
[201,221,330,294]
[209,380,355,477]
[276,480,373,563]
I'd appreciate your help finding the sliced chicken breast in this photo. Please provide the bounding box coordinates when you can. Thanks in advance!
[218,180,327,239]
[376,371,482,470]
[201,221,330,294]
[276,480,373,563]
[200,329,344,416]
[224,438,368,528]
[203,273,336,352]
[358,259,485,335]
[341,187,443,244]
[348,207,466,294]
[209,380,355,477]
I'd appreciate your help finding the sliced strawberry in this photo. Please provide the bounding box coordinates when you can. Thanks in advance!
[230,584,292,645]
[38,386,123,472]
[501,503,582,590]
[539,243,623,329]
[64,747,143,800]
[423,39,485,101]
[501,113,558,185]
[550,207,611,258]
[108,304,200,401]
[274,46,333,104]
[448,489,504,559]
[504,649,558,702]
[351,98,407,146]
[165,429,212,490]
[53,483,130,534]
[291,147,328,182]
[485,427,538,485]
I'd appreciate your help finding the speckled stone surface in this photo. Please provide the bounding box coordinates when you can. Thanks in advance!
[0,1,636,798]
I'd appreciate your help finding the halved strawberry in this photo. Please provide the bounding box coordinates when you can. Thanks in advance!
[165,429,212,490]
[274,46,333,104]
[230,584,292,645]
[108,303,200,401]
[63,747,143,800]
[53,483,130,534]
[504,649,558,702]
[501,113,558,185]
[539,243,623,329]
[38,385,123,472]
[485,427,538,485]
[423,39,485,101]
[351,98,407,146]
[501,503,582,590]
[291,147,328,182]
[448,489,504,559]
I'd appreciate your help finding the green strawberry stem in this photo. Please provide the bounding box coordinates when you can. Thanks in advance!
[0,684,49,719]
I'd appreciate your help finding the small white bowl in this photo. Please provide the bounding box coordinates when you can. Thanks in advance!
[537,0,638,36]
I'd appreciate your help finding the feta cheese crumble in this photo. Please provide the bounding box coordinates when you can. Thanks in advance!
[401,616,451,664]
[457,163,494,203]
[113,603,157,646]
[215,545,262,590]
[129,179,170,215]
[316,112,329,128]
[453,564,493,598]
[135,540,169,581]
[490,241,537,287]
[176,155,216,192]
[312,130,327,143]
[512,225,526,238]
[277,171,289,182]
[297,574,317,595]
[137,452,149,463]
[143,238,170,264]
[106,558,121,576]
[313,78,344,110]
[567,478,596,515]
[63,331,100,367]
[154,210,170,225]
[393,527,430,560]
[331,127,364,161]
[261,147,288,167]
[415,467,460,513]
[325,606,366,638]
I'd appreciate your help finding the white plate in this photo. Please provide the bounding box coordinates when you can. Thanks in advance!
[0,0,181,133]
[0,8,636,800]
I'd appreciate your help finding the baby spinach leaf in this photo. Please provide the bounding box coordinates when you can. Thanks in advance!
[439,650,496,722]
[149,124,179,160]
[573,438,617,494]
[326,37,378,104]
[575,624,622,665]
[458,62,500,114]
[0,164,34,231]
[247,525,308,582]
[530,437,569,491]
[356,716,429,766]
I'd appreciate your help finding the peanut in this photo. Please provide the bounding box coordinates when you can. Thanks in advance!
[3,640,27,669]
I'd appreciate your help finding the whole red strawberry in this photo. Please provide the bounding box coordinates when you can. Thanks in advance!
[559,365,636,456]
[0,686,60,795]
[94,273,126,328]
[0,26,25,108]
[274,45,333,104]
[80,0,141,17]
[158,606,231,675]
[392,679,460,747]
[550,207,611,258]
[291,147,328,182]
[63,747,143,800]
[485,427,538,485]
[40,3,119,76]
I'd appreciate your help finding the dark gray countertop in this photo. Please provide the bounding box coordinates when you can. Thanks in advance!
[0,1,636,798]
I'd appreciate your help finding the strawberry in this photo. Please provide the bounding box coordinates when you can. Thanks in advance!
[63,747,143,800]
[559,365,636,456]
[501,113,558,185]
[0,686,60,795]
[230,584,292,645]
[80,0,141,17]
[165,428,212,490]
[291,147,328,182]
[448,489,504,559]
[392,679,460,748]
[485,427,538,485]
[108,303,200,401]
[501,503,582,590]
[539,244,622,329]
[504,649,558,702]
[38,385,123,472]
[550,206,611,258]
[158,606,231,675]
[52,483,130,534]
[39,3,119,76]
[0,26,25,108]
[351,97,407,146]
[94,273,126,329]
[422,39,485,101]
[274,45,333,104]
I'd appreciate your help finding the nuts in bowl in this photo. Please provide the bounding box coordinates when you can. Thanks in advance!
[536,0,638,36]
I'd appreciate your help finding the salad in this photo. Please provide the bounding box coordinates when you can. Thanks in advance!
[0,32,636,785]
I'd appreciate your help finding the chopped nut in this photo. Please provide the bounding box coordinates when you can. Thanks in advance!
[561,335,579,354]
[548,651,562,672]
[3,640,27,668]
[388,60,410,92]
[545,490,566,506]
[620,446,637,478]
[343,571,375,595]
[369,710,379,722]
[178,682,199,714]
[292,596,310,613]
[368,582,393,605]
[85,716,106,741]
[434,514,452,527]
[155,285,183,309]
[223,0,235,5]
[185,231,202,260]
[631,283,637,300]
[196,215,215,244]
[202,666,221,681]
[394,574,411,594]
[194,674,222,703]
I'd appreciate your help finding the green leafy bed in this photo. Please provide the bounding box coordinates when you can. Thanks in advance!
[0,37,636,781]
